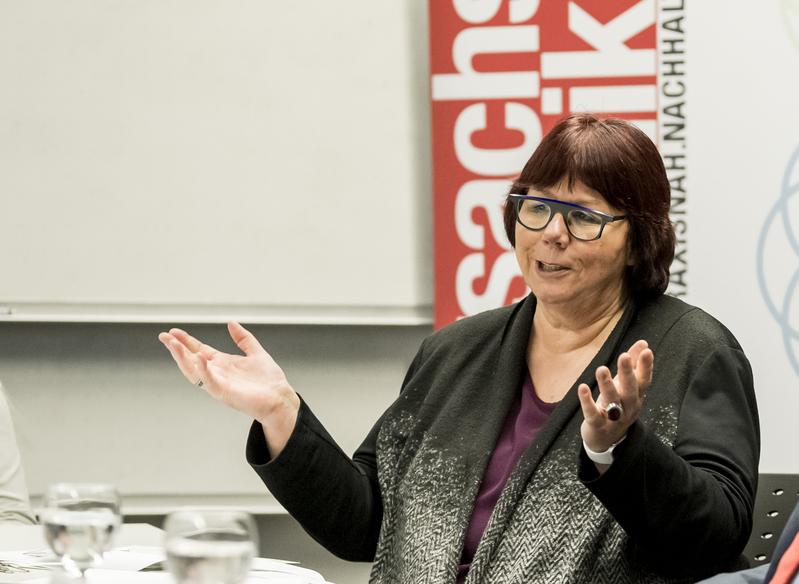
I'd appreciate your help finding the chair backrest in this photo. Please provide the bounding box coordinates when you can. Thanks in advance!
[743,473,799,567]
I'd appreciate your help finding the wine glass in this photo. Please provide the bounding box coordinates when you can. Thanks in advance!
[40,483,122,580]
[164,508,258,584]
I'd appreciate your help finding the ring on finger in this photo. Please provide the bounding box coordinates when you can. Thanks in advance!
[605,402,624,421]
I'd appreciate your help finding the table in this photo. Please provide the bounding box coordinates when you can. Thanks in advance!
[0,523,329,583]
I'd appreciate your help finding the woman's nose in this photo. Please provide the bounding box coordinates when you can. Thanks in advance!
[542,212,570,246]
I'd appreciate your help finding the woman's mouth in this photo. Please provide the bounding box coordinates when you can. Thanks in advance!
[536,260,569,273]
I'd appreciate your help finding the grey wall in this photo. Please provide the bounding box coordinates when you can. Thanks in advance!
[0,322,431,582]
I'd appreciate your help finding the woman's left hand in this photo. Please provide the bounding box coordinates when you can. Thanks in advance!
[578,339,654,454]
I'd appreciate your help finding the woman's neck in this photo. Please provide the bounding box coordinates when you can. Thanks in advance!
[532,293,627,355]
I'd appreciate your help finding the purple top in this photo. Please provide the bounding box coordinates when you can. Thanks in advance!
[456,372,558,582]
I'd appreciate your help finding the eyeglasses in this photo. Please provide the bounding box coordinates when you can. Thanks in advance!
[509,194,627,241]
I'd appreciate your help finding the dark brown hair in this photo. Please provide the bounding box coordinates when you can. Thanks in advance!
[503,113,675,300]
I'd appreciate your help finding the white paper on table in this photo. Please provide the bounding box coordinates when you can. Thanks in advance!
[85,571,171,583]
[0,551,56,583]
[0,571,329,584]
[0,546,165,574]
[246,575,325,584]
[103,546,165,571]
[0,569,169,584]
[0,550,328,584]
[0,564,50,584]
[0,550,58,566]
[90,571,326,583]
[249,558,325,583]
[0,575,49,584]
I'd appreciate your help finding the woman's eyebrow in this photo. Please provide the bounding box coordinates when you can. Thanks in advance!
[531,189,600,208]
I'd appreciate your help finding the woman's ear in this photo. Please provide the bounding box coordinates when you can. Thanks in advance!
[625,238,637,266]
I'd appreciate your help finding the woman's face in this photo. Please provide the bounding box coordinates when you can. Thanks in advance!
[514,178,631,312]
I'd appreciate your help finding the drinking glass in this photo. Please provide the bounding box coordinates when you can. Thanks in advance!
[164,508,258,584]
[41,483,122,580]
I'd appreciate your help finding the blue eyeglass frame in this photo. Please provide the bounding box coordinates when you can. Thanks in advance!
[508,194,627,241]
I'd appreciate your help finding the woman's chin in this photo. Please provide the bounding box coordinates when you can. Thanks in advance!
[528,272,577,302]
[530,285,577,307]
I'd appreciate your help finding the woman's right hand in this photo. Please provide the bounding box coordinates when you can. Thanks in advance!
[158,322,300,458]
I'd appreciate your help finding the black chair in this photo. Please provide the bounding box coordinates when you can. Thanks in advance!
[742,473,799,567]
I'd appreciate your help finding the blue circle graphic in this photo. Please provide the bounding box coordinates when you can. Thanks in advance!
[756,144,799,376]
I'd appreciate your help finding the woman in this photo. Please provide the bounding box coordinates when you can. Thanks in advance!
[159,114,760,583]
[1,383,35,524]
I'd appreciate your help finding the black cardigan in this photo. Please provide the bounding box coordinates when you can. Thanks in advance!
[247,294,760,583]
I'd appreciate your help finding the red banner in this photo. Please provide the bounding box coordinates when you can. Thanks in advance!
[430,0,658,328]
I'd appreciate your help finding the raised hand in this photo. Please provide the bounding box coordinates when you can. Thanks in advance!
[158,322,300,457]
[577,339,654,455]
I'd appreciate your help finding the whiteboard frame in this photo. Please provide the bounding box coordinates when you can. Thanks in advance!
[0,302,433,326]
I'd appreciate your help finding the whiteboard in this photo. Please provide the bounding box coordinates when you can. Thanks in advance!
[0,1,433,324]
